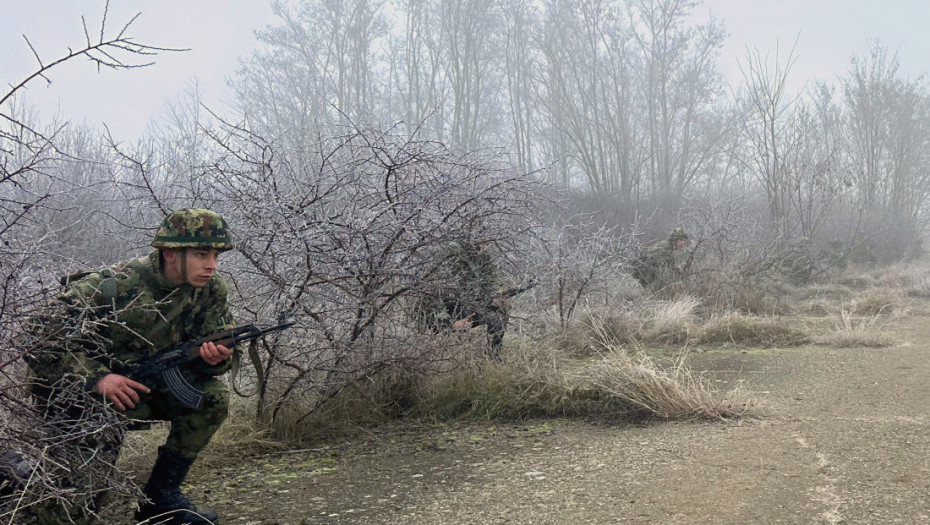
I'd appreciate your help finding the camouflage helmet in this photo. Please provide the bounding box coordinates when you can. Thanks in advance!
[669,227,689,241]
[151,208,233,251]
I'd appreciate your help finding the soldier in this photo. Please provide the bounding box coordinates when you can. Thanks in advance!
[23,208,236,524]
[630,227,690,290]
[415,241,511,359]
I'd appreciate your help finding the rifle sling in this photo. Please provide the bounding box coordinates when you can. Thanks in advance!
[230,339,263,399]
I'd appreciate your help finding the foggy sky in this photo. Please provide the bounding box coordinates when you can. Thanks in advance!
[2,0,929,142]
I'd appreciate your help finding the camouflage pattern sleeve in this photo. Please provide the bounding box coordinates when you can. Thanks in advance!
[24,273,118,393]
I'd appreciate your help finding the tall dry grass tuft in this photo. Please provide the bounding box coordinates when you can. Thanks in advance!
[265,326,767,434]
[574,296,702,351]
[697,312,809,347]
[905,274,930,298]
[579,315,763,421]
[418,342,604,421]
[814,310,898,348]
[583,348,761,421]
[850,294,895,316]
[641,295,700,345]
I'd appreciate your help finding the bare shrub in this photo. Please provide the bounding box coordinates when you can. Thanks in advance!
[0,8,174,519]
[536,220,638,329]
[201,123,546,425]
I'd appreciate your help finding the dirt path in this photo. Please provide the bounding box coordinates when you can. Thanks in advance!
[184,312,930,524]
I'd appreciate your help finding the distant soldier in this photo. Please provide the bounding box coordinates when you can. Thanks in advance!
[630,227,690,290]
[415,241,512,359]
[18,208,235,524]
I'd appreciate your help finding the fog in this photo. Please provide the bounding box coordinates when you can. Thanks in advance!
[4,2,930,515]
[3,1,929,142]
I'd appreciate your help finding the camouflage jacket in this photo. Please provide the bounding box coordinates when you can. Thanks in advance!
[445,243,503,312]
[414,242,505,330]
[26,250,235,392]
[630,240,684,288]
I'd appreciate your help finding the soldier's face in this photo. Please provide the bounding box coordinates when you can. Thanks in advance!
[674,239,686,250]
[164,248,220,287]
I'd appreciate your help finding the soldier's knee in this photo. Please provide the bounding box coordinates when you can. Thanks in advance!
[204,388,230,425]
[195,378,230,425]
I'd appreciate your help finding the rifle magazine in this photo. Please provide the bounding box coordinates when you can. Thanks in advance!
[161,367,209,410]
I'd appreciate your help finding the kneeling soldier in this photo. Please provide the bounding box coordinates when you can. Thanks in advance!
[25,208,237,524]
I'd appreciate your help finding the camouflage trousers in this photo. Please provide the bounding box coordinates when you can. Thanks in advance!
[122,371,230,460]
[469,308,509,359]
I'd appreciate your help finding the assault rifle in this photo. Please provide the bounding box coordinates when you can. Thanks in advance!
[457,281,537,324]
[498,281,537,301]
[127,322,294,410]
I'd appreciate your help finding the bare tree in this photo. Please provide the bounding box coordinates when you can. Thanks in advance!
[627,0,727,210]
[735,42,800,237]
[841,42,930,258]
[536,0,639,195]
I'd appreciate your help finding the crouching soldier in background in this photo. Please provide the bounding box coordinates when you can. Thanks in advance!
[21,208,237,524]
[630,227,690,291]
[415,240,512,360]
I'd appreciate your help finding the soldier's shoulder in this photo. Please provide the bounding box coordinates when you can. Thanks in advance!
[60,259,140,302]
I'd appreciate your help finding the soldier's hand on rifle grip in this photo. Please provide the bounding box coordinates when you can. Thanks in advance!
[199,341,232,366]
[96,373,151,411]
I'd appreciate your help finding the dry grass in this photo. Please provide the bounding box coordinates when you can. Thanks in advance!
[643,295,700,342]
[798,299,838,317]
[190,260,930,446]
[583,348,761,421]
[696,313,809,347]
[905,275,930,298]
[575,296,701,351]
[850,294,895,316]
[255,328,764,441]
[814,310,898,348]
[411,319,763,423]
[800,283,854,302]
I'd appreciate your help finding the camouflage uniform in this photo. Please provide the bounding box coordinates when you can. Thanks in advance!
[24,208,234,524]
[416,242,509,359]
[630,228,690,290]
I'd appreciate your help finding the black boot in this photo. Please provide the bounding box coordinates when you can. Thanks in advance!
[134,447,219,525]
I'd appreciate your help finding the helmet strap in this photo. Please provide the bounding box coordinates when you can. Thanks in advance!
[179,248,189,285]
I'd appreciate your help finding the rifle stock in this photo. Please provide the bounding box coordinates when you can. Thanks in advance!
[127,321,294,409]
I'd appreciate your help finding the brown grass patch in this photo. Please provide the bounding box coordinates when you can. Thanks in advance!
[850,294,895,316]
[813,310,898,348]
[696,313,809,347]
